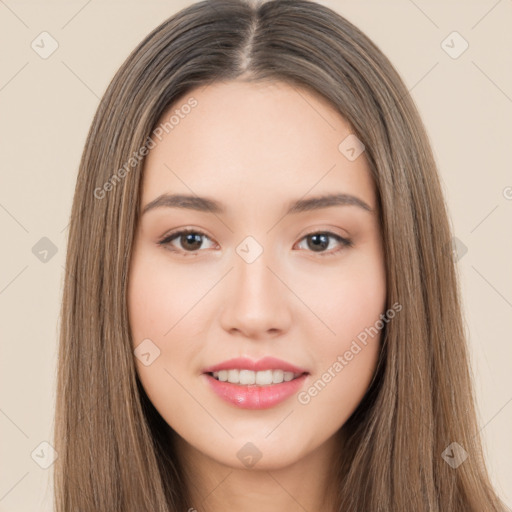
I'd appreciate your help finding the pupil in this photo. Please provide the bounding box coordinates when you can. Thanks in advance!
[309,233,328,251]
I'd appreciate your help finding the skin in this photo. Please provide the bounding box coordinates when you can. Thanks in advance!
[127,79,387,512]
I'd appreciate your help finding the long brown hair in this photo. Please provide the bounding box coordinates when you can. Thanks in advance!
[54,0,509,509]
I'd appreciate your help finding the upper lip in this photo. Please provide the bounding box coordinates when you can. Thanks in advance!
[202,356,309,374]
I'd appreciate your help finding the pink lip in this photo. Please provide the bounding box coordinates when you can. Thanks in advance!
[203,373,309,410]
[202,357,309,410]
[202,356,308,374]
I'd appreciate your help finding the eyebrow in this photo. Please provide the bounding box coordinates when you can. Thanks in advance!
[141,192,373,216]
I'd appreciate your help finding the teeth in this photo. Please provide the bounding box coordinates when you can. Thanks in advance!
[227,369,239,383]
[272,369,284,383]
[212,369,303,385]
[283,371,294,382]
[255,369,271,385]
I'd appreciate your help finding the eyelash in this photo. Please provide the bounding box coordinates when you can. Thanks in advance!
[158,228,353,258]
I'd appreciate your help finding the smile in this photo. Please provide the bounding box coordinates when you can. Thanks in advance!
[203,372,309,410]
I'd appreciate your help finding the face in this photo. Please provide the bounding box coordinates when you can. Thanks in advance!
[127,79,387,471]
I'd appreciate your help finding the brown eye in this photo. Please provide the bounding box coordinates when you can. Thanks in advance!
[159,229,215,255]
[296,231,352,256]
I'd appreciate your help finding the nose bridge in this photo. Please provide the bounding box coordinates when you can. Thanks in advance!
[233,234,278,300]
[219,233,291,336]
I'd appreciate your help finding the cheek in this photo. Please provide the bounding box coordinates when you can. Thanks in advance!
[300,246,386,346]
[293,293,385,441]
[127,250,216,399]
[128,252,206,344]
[300,249,386,401]
[127,255,202,424]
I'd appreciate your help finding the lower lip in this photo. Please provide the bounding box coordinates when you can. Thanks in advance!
[203,373,309,410]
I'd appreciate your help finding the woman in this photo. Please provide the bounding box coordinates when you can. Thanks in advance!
[54,0,509,510]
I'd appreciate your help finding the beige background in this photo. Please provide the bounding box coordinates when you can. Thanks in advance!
[1,0,511,510]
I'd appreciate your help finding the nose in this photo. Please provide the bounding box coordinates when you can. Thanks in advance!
[219,246,293,339]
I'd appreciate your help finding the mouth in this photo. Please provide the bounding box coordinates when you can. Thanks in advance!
[202,370,310,410]
[201,356,310,408]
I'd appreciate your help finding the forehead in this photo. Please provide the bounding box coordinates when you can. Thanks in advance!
[141,79,375,211]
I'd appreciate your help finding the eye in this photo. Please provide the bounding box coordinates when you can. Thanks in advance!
[158,229,216,256]
[295,231,353,257]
